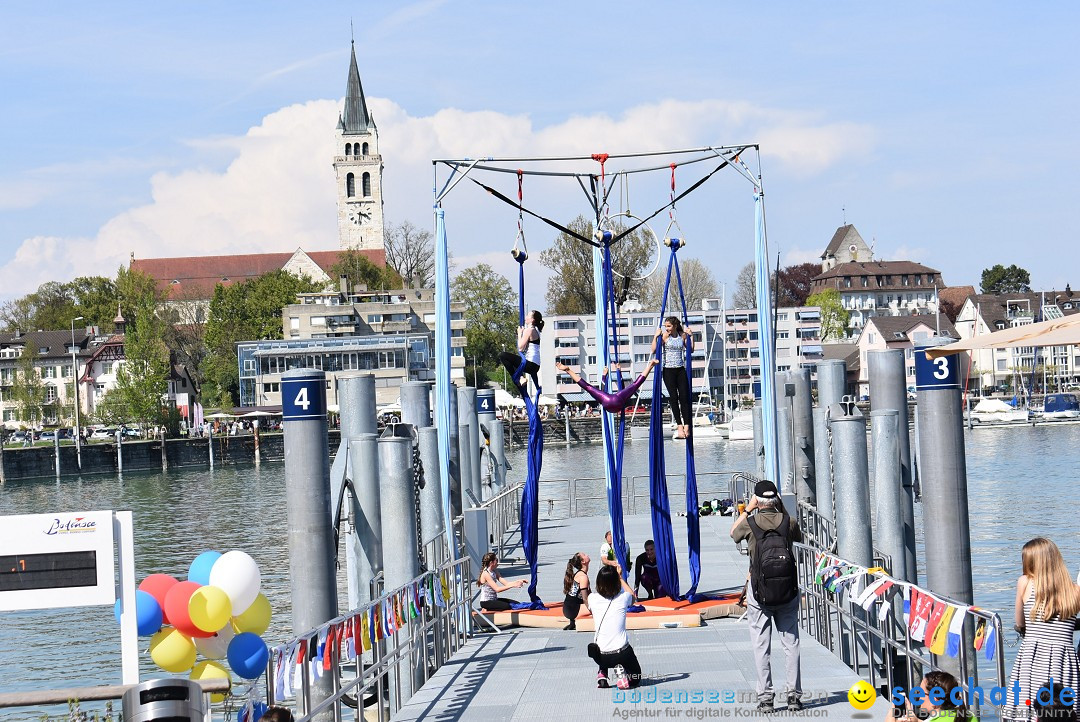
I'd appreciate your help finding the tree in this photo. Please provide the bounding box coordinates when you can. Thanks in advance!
[640,258,719,313]
[806,288,850,341]
[980,264,1032,294]
[385,220,435,288]
[11,343,46,426]
[0,276,118,334]
[330,248,402,293]
[202,270,322,406]
[70,276,119,329]
[451,263,517,386]
[540,216,656,315]
[732,262,757,309]
[774,262,821,307]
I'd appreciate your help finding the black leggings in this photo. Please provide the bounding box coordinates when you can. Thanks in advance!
[563,595,582,621]
[498,352,539,390]
[589,643,642,686]
[480,598,515,612]
[662,367,692,425]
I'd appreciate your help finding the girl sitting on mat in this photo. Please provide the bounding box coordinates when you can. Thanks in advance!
[652,316,694,439]
[554,359,659,414]
[477,551,526,612]
[587,563,642,689]
[498,310,544,391]
[562,552,591,630]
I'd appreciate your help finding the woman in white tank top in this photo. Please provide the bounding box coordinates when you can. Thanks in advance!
[499,310,544,392]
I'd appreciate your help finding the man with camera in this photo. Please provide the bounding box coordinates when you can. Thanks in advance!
[730,479,803,713]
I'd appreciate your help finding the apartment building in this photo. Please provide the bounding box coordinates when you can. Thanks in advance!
[721,306,824,410]
[237,287,466,407]
[851,315,957,398]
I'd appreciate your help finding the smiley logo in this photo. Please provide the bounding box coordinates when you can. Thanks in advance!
[848,680,877,710]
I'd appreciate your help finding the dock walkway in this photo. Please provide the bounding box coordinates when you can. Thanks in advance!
[393,513,892,720]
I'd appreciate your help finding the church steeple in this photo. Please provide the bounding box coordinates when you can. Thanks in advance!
[340,42,373,134]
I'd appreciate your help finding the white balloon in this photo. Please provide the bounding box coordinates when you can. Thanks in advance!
[209,550,261,615]
[194,624,234,660]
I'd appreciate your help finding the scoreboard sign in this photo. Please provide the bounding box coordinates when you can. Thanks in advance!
[0,510,116,611]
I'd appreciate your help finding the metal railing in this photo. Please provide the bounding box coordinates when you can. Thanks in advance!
[793,542,1006,719]
[0,679,230,718]
[535,471,754,519]
[265,555,473,722]
[797,500,893,575]
[480,481,524,561]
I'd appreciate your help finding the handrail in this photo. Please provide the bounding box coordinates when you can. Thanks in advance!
[478,481,524,560]
[794,541,1006,718]
[0,678,231,709]
[265,555,474,722]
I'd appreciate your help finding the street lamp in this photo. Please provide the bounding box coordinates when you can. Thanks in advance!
[70,316,84,471]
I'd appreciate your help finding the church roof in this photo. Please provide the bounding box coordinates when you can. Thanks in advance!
[131,248,385,300]
[340,43,373,135]
[821,224,867,260]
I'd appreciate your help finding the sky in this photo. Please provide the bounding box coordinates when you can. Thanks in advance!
[2,2,1079,308]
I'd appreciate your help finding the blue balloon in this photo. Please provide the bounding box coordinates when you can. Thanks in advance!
[228,632,269,680]
[245,702,268,722]
[114,589,164,636]
[188,551,222,585]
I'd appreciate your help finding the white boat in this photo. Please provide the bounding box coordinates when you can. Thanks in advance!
[725,410,754,441]
[968,398,1029,425]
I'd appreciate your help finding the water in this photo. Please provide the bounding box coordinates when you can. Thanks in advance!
[0,425,1073,706]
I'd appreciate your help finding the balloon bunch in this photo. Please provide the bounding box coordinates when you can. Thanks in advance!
[115,550,272,699]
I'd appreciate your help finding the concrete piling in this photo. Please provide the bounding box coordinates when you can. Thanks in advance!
[871,409,906,582]
[829,403,873,567]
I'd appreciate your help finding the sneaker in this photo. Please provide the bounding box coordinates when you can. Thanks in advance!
[756,700,774,713]
[614,665,630,690]
[563,622,576,631]
[597,671,610,689]
[786,696,803,711]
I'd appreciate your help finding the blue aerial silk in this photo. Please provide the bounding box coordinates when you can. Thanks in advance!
[648,239,701,600]
[512,254,545,608]
[594,231,630,576]
[433,209,458,557]
[753,189,779,485]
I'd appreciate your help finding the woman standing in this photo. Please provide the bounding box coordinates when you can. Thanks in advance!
[499,310,544,391]
[562,553,591,630]
[652,316,694,439]
[1001,537,1080,720]
[476,552,526,612]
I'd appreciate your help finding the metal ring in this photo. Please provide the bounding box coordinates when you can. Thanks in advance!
[601,212,662,281]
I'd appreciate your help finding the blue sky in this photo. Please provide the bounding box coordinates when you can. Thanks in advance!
[2,2,1078,304]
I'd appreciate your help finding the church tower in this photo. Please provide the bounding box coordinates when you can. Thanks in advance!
[334,43,385,251]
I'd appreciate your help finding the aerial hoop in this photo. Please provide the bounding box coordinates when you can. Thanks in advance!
[591,211,662,281]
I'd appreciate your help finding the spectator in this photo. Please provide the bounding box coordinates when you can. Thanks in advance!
[562,552,591,631]
[1034,682,1079,721]
[634,540,666,600]
[730,479,802,712]
[600,531,630,573]
[476,551,525,612]
[587,563,641,689]
[887,670,974,721]
[259,706,294,722]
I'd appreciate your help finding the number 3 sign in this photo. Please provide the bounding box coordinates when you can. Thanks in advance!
[914,345,959,390]
[282,372,327,421]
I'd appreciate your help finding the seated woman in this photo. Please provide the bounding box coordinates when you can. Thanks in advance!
[554,359,659,414]
[476,551,526,611]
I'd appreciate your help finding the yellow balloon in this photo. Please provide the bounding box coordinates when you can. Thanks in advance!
[149,627,196,673]
[189,586,233,633]
[231,593,271,635]
[190,660,231,702]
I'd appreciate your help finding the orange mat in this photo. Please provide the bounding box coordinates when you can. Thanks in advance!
[478,592,744,630]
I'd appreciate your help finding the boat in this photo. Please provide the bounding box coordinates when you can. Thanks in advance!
[1041,393,1080,419]
[968,398,1029,425]
[725,410,755,441]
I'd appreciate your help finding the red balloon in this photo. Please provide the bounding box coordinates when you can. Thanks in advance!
[139,574,180,624]
[163,581,213,638]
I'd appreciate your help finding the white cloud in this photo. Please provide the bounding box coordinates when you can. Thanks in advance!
[0,96,875,299]
[782,248,823,266]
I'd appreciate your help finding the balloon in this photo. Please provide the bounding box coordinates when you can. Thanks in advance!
[231,593,271,635]
[164,581,213,638]
[209,551,261,615]
[241,701,268,722]
[149,627,196,673]
[138,574,179,623]
[114,589,163,636]
[188,551,222,585]
[189,585,232,633]
[190,660,231,702]
[194,624,234,660]
[227,632,269,680]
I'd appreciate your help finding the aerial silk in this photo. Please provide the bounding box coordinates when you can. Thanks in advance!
[648,239,701,600]
[753,188,779,484]
[512,251,545,609]
[433,209,458,558]
[594,230,630,576]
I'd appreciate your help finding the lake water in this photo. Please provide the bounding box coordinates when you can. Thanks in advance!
[0,423,1074,708]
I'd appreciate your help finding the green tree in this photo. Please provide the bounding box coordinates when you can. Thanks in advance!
[451,263,517,387]
[0,276,118,334]
[71,276,119,329]
[539,216,656,315]
[980,264,1032,294]
[640,258,719,313]
[11,343,46,426]
[202,270,321,406]
[330,249,402,293]
[806,288,850,341]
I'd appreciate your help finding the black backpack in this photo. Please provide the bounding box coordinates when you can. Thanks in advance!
[747,512,798,606]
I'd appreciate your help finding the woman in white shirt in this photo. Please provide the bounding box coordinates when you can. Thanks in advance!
[498,310,544,391]
[587,563,642,689]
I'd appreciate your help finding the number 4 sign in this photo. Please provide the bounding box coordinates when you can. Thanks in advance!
[282,372,327,421]
[914,345,960,390]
